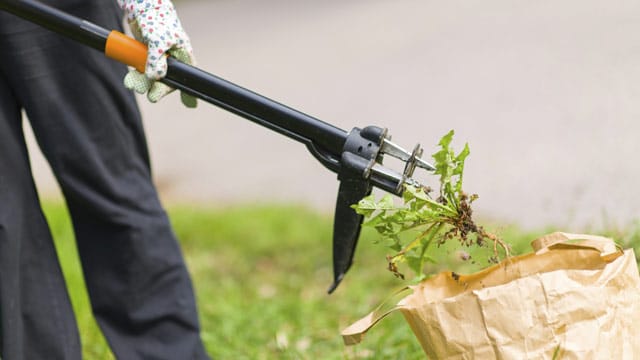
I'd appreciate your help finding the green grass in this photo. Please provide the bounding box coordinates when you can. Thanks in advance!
[43,201,640,359]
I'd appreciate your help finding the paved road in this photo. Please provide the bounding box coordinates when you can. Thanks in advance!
[27,0,640,229]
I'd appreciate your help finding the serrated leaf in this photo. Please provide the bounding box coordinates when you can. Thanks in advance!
[453,143,470,194]
[356,130,498,283]
[438,129,454,149]
[362,212,385,227]
[404,185,431,201]
[455,143,470,166]
[433,130,458,199]
[351,194,376,216]
[377,194,395,208]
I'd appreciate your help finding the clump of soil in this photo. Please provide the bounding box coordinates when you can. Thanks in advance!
[441,192,509,264]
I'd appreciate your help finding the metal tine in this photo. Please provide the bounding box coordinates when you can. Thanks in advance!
[381,138,436,171]
[370,163,425,188]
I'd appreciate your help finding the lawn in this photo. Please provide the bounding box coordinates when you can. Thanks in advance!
[43,200,640,359]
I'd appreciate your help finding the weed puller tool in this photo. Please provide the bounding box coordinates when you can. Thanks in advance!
[1,0,436,293]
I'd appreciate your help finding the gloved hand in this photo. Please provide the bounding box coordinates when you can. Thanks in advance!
[117,0,197,107]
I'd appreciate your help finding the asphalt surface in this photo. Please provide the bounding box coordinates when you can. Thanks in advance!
[27,0,640,230]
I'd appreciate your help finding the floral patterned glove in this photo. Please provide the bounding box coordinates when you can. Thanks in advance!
[117,0,197,107]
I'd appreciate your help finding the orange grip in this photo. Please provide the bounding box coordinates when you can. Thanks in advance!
[105,30,147,73]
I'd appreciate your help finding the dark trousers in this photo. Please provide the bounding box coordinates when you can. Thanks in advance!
[0,1,209,359]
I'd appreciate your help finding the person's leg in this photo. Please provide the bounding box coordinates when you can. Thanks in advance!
[0,65,82,359]
[0,3,209,359]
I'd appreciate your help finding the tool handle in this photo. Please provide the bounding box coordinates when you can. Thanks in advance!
[0,0,408,293]
[105,31,147,74]
[0,0,348,160]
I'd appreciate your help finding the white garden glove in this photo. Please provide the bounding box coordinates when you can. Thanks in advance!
[117,0,197,108]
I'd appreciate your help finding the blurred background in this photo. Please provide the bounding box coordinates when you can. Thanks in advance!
[18,1,640,357]
[27,0,640,230]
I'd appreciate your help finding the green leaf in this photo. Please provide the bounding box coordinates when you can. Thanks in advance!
[403,184,431,202]
[377,194,395,209]
[404,252,424,276]
[438,129,454,149]
[455,143,470,166]
[355,129,504,283]
[453,143,470,194]
[362,211,385,227]
[383,235,402,252]
[433,130,457,199]
[352,194,377,216]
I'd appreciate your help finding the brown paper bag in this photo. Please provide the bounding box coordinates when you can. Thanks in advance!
[342,232,640,359]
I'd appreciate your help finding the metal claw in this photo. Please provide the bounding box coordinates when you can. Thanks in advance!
[370,162,426,192]
[381,139,435,171]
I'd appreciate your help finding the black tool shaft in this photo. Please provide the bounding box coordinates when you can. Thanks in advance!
[0,0,348,156]
[162,60,347,154]
[0,0,109,50]
[1,0,394,293]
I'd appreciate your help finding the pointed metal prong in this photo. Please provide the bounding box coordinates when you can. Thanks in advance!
[380,138,409,160]
[381,139,435,171]
[370,163,426,191]
[414,155,435,171]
